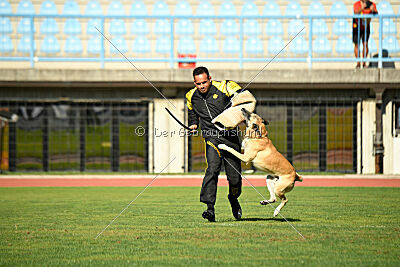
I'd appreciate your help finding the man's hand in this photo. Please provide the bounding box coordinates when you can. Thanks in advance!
[361,0,367,9]
[188,124,198,134]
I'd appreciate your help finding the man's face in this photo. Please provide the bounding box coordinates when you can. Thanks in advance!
[194,73,212,94]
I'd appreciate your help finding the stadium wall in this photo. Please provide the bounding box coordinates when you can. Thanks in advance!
[0,68,399,174]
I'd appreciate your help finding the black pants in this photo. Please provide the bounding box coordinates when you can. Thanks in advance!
[200,136,242,205]
[352,24,370,45]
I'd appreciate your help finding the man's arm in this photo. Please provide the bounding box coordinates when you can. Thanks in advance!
[188,109,199,130]
[370,2,378,14]
[226,80,243,97]
[354,1,366,14]
[186,89,199,131]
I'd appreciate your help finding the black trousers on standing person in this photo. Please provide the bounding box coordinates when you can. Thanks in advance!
[200,135,242,205]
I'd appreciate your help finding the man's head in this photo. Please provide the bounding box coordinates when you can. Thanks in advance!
[193,66,212,94]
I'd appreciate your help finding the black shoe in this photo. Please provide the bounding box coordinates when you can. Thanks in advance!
[228,195,242,220]
[202,210,215,222]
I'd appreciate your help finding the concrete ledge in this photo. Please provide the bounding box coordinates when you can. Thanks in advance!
[1,69,399,87]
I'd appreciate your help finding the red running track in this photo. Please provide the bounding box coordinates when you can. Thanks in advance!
[0,178,399,187]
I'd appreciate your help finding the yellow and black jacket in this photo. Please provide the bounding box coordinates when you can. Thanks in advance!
[186,80,242,138]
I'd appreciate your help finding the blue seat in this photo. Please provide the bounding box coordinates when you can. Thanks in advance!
[244,20,261,36]
[17,0,34,14]
[242,1,258,16]
[64,36,82,54]
[200,36,218,54]
[175,19,194,35]
[312,19,328,36]
[313,37,331,54]
[0,0,11,14]
[218,1,236,16]
[220,20,238,36]
[131,19,149,35]
[382,19,397,35]
[263,1,280,17]
[329,1,347,15]
[40,18,59,34]
[265,19,283,36]
[290,36,308,54]
[152,1,169,15]
[154,19,170,35]
[333,19,351,36]
[377,1,394,15]
[177,36,195,54]
[245,37,263,54]
[132,36,150,53]
[308,1,325,15]
[174,1,192,15]
[383,36,400,54]
[17,35,36,53]
[199,19,216,35]
[288,19,305,36]
[0,35,13,53]
[335,36,353,54]
[86,0,102,35]
[109,19,126,35]
[223,37,239,54]
[85,0,102,15]
[63,0,80,15]
[17,18,35,34]
[87,19,101,35]
[87,36,102,54]
[41,35,60,54]
[109,36,128,54]
[268,36,284,55]
[196,1,214,15]
[40,0,57,15]
[130,1,147,16]
[285,1,302,16]
[0,17,12,34]
[155,36,171,54]
[64,18,81,35]
[108,1,124,15]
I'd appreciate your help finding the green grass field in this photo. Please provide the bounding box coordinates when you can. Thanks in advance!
[1,186,399,266]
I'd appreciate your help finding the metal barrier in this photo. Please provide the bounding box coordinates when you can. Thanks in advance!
[189,98,359,173]
[0,14,399,68]
[0,100,148,172]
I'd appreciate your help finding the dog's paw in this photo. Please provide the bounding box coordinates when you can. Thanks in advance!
[260,199,276,205]
[273,208,280,217]
[218,144,228,150]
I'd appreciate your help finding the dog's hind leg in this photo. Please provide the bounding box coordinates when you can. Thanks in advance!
[273,178,294,217]
[260,175,278,205]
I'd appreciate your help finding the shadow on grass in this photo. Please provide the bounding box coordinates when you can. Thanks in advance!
[240,217,301,222]
[217,217,301,223]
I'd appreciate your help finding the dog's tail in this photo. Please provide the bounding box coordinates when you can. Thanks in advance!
[295,172,303,182]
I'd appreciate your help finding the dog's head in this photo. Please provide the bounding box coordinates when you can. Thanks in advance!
[241,108,269,138]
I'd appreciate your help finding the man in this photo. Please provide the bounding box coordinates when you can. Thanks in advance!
[353,0,378,68]
[186,66,243,222]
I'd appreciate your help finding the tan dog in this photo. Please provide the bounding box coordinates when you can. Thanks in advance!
[218,108,302,217]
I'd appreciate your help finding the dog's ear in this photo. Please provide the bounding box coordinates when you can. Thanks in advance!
[262,118,269,125]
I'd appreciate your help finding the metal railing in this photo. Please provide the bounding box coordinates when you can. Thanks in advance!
[0,100,149,172]
[0,14,399,68]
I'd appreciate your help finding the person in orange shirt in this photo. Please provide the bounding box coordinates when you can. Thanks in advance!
[353,0,378,68]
